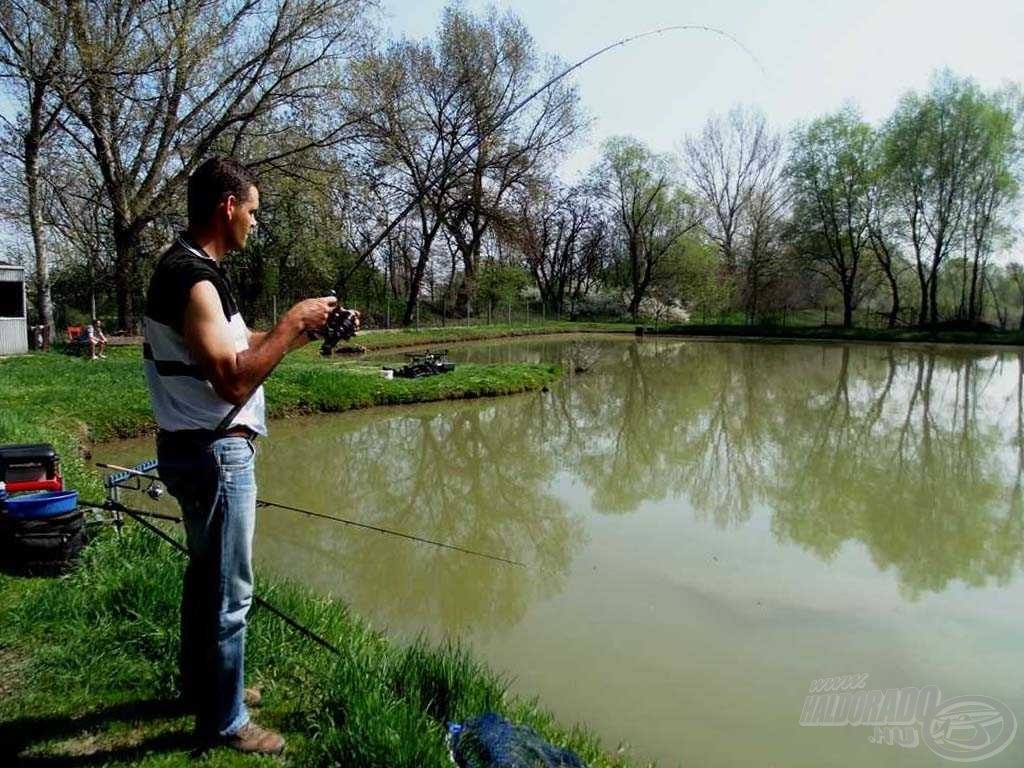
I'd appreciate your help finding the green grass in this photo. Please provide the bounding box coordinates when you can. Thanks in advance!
[0,330,648,766]
[646,322,1024,346]
[0,344,563,444]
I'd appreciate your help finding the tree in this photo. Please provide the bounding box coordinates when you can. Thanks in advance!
[882,72,1016,326]
[508,178,606,315]
[436,6,582,313]
[866,170,910,328]
[682,106,788,321]
[593,136,701,321]
[787,107,877,328]
[960,90,1021,323]
[347,35,474,325]
[0,0,71,345]
[51,0,369,329]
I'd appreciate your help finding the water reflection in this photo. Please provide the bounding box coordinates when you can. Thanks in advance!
[258,397,586,635]
[454,338,1024,598]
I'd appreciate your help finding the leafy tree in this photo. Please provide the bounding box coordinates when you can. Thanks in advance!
[787,106,877,328]
[592,136,701,321]
[882,72,1020,326]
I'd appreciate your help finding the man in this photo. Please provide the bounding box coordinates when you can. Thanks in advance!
[143,156,355,754]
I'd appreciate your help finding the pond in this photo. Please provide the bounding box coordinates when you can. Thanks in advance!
[97,336,1024,767]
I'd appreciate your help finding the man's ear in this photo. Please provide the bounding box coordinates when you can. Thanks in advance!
[223,193,238,222]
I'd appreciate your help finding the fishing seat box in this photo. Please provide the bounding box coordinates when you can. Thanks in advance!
[0,443,63,491]
[0,444,81,574]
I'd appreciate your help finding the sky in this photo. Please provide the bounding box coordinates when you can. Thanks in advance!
[3,0,1022,257]
[379,0,1024,178]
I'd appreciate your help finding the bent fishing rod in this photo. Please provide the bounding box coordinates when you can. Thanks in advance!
[334,24,767,290]
[96,462,524,567]
[216,25,765,424]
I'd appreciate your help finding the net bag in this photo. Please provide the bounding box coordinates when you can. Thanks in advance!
[448,712,589,768]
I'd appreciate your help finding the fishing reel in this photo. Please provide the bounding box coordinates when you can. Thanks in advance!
[307,292,359,356]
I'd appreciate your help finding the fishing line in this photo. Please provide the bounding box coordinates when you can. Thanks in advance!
[81,497,348,659]
[96,462,524,567]
[336,24,766,289]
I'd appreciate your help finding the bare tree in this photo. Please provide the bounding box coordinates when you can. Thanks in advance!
[50,0,370,329]
[348,36,474,324]
[437,6,583,312]
[0,0,71,345]
[509,178,605,315]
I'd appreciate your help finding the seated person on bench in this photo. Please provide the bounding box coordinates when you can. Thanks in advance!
[84,319,107,359]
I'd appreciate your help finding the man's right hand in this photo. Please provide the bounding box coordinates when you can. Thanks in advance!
[289,296,338,335]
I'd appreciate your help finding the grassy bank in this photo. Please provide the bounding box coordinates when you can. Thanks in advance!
[0,342,643,766]
[644,322,1024,347]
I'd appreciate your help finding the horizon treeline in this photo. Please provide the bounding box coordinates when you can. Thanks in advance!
[1,1,1021,337]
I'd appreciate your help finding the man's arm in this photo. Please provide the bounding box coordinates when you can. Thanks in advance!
[248,329,306,352]
[183,282,335,405]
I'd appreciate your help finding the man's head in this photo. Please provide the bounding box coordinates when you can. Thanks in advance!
[187,156,260,251]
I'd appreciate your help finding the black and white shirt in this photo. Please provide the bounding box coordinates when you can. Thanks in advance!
[142,235,266,435]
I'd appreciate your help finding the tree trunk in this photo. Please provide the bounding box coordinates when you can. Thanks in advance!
[112,221,140,332]
[916,264,929,327]
[967,251,982,323]
[928,261,940,326]
[402,246,431,326]
[842,276,854,329]
[886,272,901,329]
[24,133,54,348]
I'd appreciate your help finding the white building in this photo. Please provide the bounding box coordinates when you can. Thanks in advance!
[0,264,28,356]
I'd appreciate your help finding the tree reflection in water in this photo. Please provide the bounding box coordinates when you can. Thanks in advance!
[259,394,585,636]
[261,337,1024,639]
[545,339,1024,599]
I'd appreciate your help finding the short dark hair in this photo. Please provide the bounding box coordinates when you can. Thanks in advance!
[187,156,259,226]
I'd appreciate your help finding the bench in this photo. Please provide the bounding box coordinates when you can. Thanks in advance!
[64,325,89,355]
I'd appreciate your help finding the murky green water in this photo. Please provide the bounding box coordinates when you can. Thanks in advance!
[98,337,1024,766]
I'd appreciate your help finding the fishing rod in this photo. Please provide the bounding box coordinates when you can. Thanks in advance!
[96,462,524,567]
[335,24,767,290]
[81,496,346,658]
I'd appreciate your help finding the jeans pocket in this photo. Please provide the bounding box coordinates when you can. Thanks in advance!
[214,438,255,470]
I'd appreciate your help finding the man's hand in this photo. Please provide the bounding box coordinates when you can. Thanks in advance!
[288,296,338,335]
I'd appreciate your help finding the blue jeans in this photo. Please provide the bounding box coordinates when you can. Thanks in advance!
[157,434,257,737]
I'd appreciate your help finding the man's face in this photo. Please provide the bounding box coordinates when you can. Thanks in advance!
[226,185,259,250]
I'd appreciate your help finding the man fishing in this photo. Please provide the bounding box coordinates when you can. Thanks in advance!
[142,156,357,754]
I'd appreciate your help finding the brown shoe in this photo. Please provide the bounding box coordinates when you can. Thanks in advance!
[244,687,262,707]
[222,721,285,755]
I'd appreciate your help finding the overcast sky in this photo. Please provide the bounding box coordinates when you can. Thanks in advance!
[381,0,1024,178]
[3,0,1022,254]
